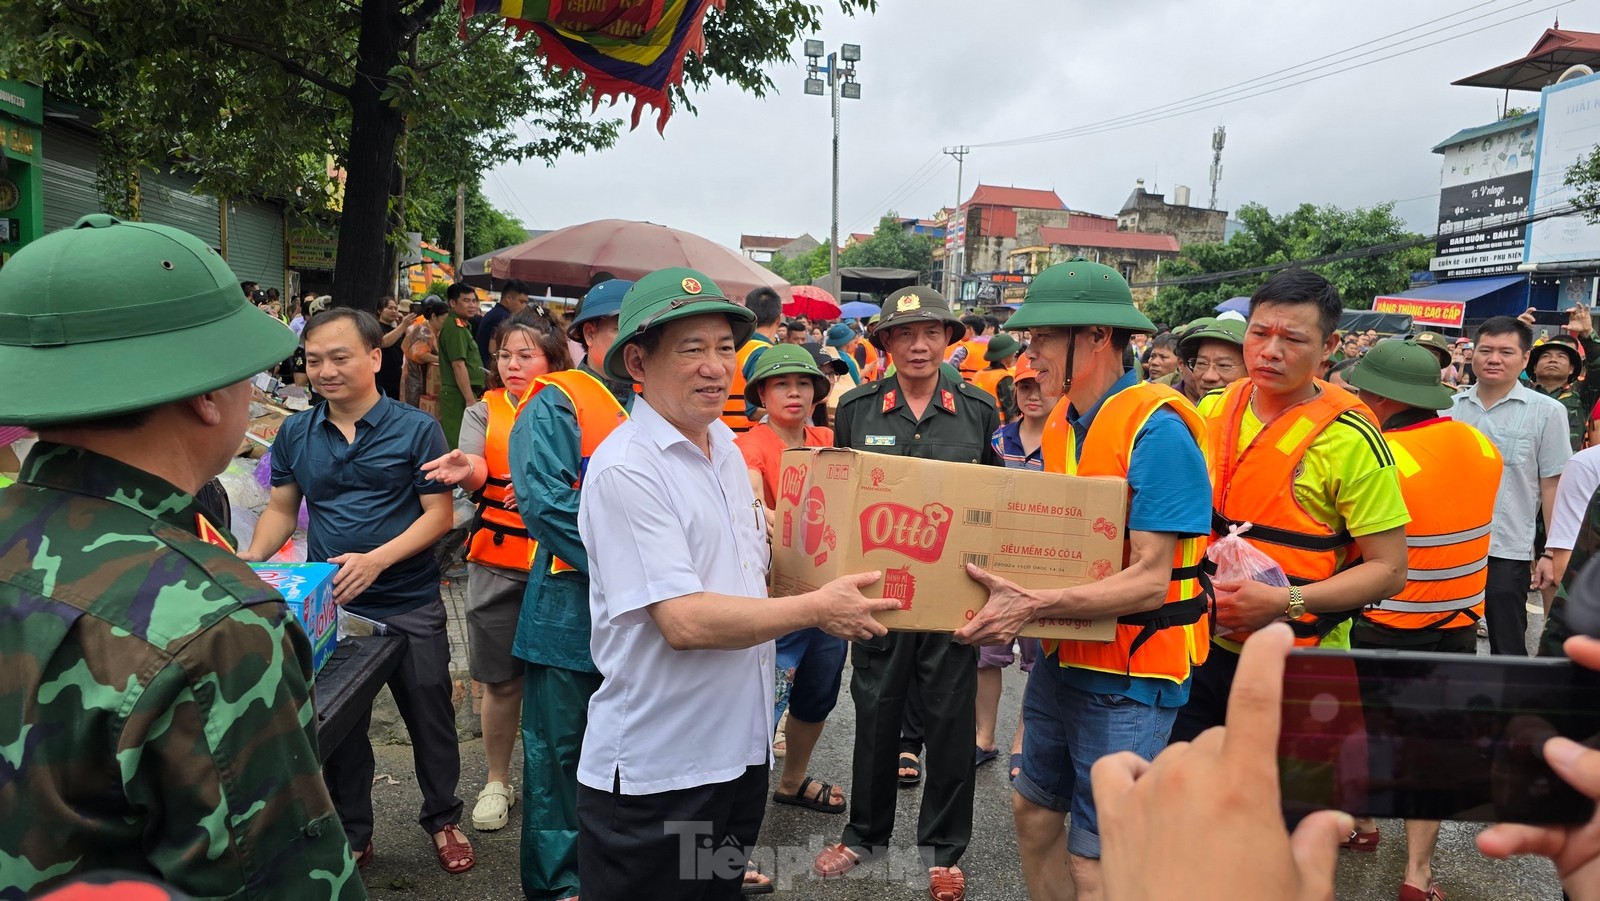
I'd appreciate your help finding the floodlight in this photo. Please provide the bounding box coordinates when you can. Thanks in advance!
[841,81,860,100]
[804,39,824,58]
[841,43,860,62]
[804,78,825,96]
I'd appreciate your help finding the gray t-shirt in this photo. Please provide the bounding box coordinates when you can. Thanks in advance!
[1451,381,1573,560]
[461,400,528,583]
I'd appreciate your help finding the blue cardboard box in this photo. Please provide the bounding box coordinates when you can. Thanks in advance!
[250,562,339,674]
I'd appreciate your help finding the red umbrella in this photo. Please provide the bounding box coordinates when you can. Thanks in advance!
[784,284,842,321]
[488,219,790,303]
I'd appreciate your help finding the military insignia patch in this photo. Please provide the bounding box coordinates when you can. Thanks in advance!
[195,513,235,553]
[896,294,920,312]
[882,389,897,413]
[941,389,956,413]
[681,277,702,295]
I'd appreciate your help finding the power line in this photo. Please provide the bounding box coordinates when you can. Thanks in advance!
[1129,200,1593,289]
[843,152,945,231]
[972,0,1565,149]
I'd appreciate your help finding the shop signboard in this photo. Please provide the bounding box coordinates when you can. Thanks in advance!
[287,225,337,270]
[1373,296,1466,329]
[1431,114,1537,278]
[1527,71,1600,266]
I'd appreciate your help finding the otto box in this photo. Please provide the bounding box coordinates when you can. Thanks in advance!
[770,448,1127,641]
[249,563,339,674]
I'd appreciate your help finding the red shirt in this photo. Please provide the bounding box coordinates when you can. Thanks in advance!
[734,421,833,508]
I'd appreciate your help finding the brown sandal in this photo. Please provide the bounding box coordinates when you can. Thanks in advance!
[928,865,966,901]
[812,842,863,878]
[433,824,476,874]
[353,840,374,870]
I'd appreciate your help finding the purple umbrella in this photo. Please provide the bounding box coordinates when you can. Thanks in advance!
[1215,296,1252,315]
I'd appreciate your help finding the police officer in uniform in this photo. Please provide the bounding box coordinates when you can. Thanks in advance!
[0,215,364,898]
[813,286,1000,901]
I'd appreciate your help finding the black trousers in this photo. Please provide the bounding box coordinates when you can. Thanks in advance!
[323,600,463,847]
[576,764,768,901]
[841,632,977,868]
[1485,556,1532,656]
[1170,643,1238,744]
[899,680,925,757]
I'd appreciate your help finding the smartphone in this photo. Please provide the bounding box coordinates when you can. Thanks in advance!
[1278,649,1600,824]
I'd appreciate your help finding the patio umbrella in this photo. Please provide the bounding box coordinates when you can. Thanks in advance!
[1215,296,1252,315]
[489,219,790,302]
[839,300,880,319]
[785,284,842,321]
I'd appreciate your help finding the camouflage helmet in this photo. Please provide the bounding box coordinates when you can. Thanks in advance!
[1004,259,1154,334]
[0,214,295,426]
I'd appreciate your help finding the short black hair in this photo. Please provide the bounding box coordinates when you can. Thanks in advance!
[1249,269,1343,339]
[1150,331,1180,353]
[1475,315,1532,352]
[446,282,474,301]
[303,307,384,351]
[747,287,783,326]
[240,281,258,296]
[784,319,808,331]
[984,315,1001,333]
[501,279,531,297]
[961,315,986,335]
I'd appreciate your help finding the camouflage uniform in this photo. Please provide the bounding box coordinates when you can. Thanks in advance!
[1532,381,1585,453]
[0,444,364,900]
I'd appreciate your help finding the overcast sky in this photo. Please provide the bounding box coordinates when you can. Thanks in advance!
[483,0,1584,251]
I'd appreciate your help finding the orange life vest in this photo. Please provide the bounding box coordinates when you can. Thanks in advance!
[1040,382,1212,683]
[516,368,628,574]
[948,339,986,381]
[466,388,534,571]
[723,337,771,432]
[853,339,879,381]
[1362,418,1500,632]
[1206,379,1374,646]
[972,367,1013,422]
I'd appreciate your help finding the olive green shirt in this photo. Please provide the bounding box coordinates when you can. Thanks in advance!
[833,372,1002,467]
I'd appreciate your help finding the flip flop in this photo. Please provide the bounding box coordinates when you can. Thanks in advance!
[898,752,923,788]
[772,776,846,814]
[975,746,999,767]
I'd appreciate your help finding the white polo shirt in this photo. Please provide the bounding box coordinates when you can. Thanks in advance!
[577,396,775,795]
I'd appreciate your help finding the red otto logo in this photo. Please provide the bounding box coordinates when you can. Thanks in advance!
[779,464,807,506]
[859,502,952,563]
[1092,517,1119,540]
[802,486,828,555]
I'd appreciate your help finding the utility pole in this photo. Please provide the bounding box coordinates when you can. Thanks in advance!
[454,181,466,281]
[943,145,969,301]
[1208,126,1226,211]
[805,41,860,296]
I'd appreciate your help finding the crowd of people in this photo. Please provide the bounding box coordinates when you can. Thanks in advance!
[10,213,1600,901]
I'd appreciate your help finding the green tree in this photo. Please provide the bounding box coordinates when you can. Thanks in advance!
[840,213,935,273]
[764,243,831,285]
[1143,202,1432,327]
[411,178,528,261]
[3,0,875,311]
[1567,144,1600,225]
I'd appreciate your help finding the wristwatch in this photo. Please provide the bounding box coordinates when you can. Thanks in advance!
[1285,586,1306,619]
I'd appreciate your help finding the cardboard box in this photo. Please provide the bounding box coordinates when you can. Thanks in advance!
[770,448,1128,640]
[238,399,296,458]
[250,563,339,673]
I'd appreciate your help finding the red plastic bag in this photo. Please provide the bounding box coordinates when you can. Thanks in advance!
[1205,522,1289,638]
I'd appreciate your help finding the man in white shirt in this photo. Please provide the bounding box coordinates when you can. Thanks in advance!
[1451,315,1573,655]
[576,268,897,901]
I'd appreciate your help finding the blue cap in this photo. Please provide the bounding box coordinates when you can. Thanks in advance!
[568,278,633,343]
[825,323,855,348]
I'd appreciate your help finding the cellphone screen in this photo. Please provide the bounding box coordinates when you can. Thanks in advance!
[1279,649,1600,824]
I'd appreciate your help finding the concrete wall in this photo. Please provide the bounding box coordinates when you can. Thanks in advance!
[965,207,1075,273]
[1118,191,1228,247]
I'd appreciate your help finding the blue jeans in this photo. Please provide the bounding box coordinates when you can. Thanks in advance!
[1013,660,1177,859]
[773,627,847,727]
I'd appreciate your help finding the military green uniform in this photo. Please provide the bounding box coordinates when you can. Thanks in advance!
[0,444,363,899]
[832,369,1001,869]
[1532,382,1586,453]
[438,313,485,448]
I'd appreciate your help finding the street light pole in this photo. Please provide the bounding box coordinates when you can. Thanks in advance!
[805,41,859,297]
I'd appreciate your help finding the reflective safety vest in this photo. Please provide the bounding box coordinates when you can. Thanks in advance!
[972,367,1012,421]
[466,388,535,571]
[1362,418,1500,632]
[853,339,879,381]
[516,368,628,574]
[1207,379,1374,646]
[948,339,986,381]
[1040,382,1212,683]
[723,337,769,432]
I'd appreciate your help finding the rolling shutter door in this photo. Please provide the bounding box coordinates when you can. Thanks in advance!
[227,200,285,287]
[40,125,102,233]
[139,169,220,249]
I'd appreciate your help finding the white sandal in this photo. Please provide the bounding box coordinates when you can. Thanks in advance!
[471,781,516,831]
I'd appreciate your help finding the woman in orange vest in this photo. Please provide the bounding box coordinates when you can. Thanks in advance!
[972,333,1021,422]
[421,308,574,834]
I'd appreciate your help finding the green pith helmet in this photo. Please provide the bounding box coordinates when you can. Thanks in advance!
[1412,331,1454,369]
[1176,317,1246,362]
[602,267,755,382]
[1004,259,1154,333]
[870,286,961,349]
[1527,333,1583,378]
[0,214,296,426]
[984,333,1022,362]
[1345,339,1455,411]
[743,343,830,406]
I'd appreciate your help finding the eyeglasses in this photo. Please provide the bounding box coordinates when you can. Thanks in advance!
[1185,358,1242,376]
[495,351,547,365]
